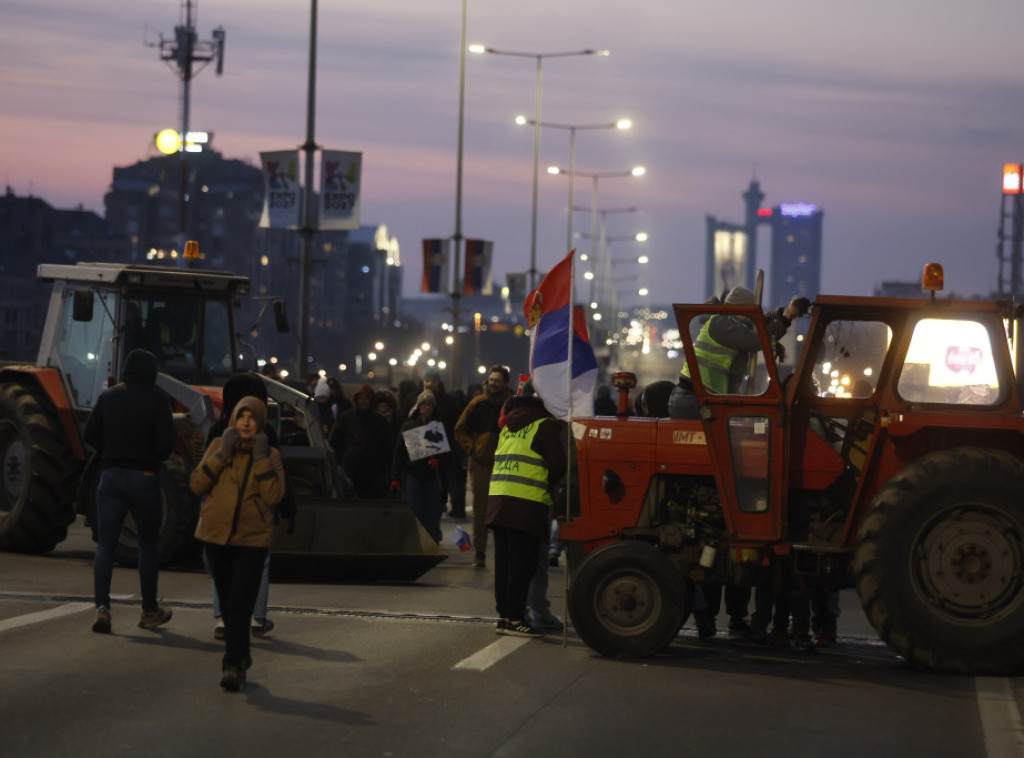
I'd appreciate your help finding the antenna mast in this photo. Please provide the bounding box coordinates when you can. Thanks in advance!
[148,0,225,261]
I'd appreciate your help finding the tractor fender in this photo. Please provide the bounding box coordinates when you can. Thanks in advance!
[0,365,83,460]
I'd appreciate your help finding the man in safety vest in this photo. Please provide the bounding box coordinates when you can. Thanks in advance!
[667,286,808,420]
[486,388,567,638]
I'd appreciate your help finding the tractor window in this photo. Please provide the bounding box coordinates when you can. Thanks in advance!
[898,318,1001,405]
[809,319,889,398]
[728,415,770,512]
[202,299,235,375]
[690,313,774,397]
[51,289,117,409]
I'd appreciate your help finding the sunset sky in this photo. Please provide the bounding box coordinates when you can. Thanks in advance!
[3,0,1023,306]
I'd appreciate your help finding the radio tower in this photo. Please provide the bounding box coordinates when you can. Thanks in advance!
[148,0,225,260]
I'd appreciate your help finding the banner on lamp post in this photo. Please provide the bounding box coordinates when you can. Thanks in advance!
[258,150,301,229]
[463,238,494,295]
[319,150,362,230]
[421,238,451,293]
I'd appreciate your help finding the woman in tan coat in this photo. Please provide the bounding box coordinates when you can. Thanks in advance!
[191,396,285,691]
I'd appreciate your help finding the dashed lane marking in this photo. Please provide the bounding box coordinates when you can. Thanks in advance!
[977,677,1024,758]
[453,636,533,671]
[0,602,94,633]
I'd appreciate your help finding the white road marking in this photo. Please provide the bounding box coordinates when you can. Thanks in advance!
[0,602,94,633]
[977,677,1024,757]
[453,636,533,671]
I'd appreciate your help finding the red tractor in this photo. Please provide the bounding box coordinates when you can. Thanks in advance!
[562,264,1024,674]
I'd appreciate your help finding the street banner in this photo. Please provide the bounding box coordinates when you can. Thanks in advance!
[402,420,451,461]
[421,238,450,293]
[258,150,301,229]
[463,238,494,295]
[507,272,528,303]
[319,150,362,230]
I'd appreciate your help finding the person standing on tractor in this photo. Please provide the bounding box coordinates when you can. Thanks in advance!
[667,286,808,419]
[84,348,176,634]
[454,365,513,567]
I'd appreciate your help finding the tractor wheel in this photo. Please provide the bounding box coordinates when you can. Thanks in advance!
[568,540,688,657]
[852,446,1024,675]
[84,454,199,568]
[0,382,78,553]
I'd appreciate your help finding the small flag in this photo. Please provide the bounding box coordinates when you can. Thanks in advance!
[421,238,451,293]
[463,238,494,295]
[449,524,473,552]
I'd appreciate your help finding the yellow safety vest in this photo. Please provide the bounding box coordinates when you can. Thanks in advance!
[681,317,738,395]
[489,419,554,506]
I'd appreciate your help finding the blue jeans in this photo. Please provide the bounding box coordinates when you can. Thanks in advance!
[214,551,271,621]
[93,467,162,612]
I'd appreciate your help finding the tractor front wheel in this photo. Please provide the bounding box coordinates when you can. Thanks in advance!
[853,446,1024,675]
[568,540,687,657]
[0,382,78,552]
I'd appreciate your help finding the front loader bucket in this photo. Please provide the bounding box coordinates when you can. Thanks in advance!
[270,498,448,583]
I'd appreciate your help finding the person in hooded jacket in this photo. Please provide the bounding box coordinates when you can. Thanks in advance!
[191,396,285,691]
[487,392,567,638]
[83,348,175,634]
[330,382,391,499]
[206,372,295,640]
[390,390,448,542]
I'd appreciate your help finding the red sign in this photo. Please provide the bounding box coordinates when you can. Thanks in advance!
[945,346,983,374]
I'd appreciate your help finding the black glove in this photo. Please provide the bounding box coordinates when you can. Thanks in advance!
[252,432,270,459]
[774,341,787,363]
[218,427,240,461]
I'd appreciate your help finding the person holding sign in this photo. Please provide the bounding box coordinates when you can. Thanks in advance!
[390,390,450,543]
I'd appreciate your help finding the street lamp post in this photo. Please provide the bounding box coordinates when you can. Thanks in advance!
[516,117,631,256]
[550,166,645,301]
[470,45,610,290]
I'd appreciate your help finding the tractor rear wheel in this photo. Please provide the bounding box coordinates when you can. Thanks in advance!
[568,540,687,657]
[0,382,78,552]
[853,446,1024,675]
[82,454,199,567]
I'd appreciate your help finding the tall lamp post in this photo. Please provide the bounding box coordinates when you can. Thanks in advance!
[550,166,645,301]
[469,45,610,290]
[514,117,631,256]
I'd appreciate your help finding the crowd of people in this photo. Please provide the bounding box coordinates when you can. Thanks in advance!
[85,285,834,690]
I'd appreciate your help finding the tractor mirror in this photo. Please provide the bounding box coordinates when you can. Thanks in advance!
[72,290,94,322]
[273,300,289,332]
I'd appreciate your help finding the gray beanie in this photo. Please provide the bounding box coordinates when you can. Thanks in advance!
[724,286,756,306]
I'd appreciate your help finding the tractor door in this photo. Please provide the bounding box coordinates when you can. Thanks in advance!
[674,304,789,543]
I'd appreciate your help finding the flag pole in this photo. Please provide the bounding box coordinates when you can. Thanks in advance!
[562,249,576,647]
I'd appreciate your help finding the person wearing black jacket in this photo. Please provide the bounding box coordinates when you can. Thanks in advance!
[83,348,175,634]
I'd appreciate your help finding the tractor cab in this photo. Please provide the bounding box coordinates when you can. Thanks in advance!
[37,263,251,414]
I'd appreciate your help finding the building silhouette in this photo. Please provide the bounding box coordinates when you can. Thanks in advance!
[0,188,129,360]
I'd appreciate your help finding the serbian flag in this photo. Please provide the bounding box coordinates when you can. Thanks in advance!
[421,238,450,293]
[524,250,598,420]
[449,524,473,552]
[463,239,494,295]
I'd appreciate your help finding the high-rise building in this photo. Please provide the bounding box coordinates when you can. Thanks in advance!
[766,202,823,310]
[705,180,824,307]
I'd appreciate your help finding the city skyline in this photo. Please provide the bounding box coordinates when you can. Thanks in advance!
[3,0,1023,307]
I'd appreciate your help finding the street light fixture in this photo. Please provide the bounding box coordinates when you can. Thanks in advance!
[471,44,611,289]
[515,116,631,255]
